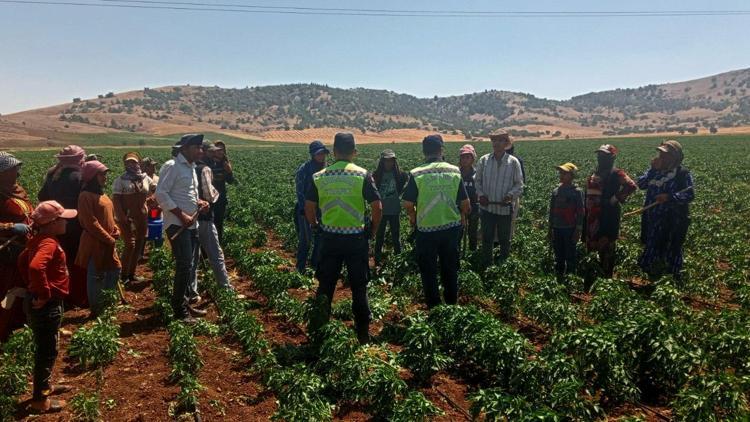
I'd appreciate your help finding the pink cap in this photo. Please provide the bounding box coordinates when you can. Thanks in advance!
[55,145,86,159]
[31,200,77,225]
[459,144,476,158]
[81,160,109,183]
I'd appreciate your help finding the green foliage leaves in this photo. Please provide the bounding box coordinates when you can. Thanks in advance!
[68,318,121,369]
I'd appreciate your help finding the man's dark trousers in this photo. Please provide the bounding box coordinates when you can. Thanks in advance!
[315,232,371,330]
[480,210,512,266]
[213,196,228,244]
[416,226,461,308]
[374,215,401,263]
[552,227,577,275]
[166,225,198,319]
[28,298,63,400]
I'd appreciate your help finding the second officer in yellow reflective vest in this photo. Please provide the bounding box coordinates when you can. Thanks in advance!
[304,133,382,344]
[402,135,470,308]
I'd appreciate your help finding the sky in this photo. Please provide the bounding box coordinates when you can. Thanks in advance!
[1,0,749,114]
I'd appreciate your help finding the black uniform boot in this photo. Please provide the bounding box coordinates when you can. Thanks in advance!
[355,323,370,345]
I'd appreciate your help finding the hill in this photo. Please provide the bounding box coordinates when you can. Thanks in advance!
[2,68,750,145]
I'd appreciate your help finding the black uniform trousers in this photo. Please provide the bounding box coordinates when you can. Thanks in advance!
[315,231,371,329]
[415,225,461,308]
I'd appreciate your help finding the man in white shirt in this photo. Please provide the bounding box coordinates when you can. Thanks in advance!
[475,130,524,266]
[155,134,209,323]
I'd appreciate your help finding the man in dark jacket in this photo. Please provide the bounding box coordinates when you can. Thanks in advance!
[373,149,408,265]
[294,140,329,273]
[205,141,235,244]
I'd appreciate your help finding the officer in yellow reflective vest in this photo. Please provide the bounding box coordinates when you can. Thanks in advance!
[304,133,382,344]
[402,135,470,308]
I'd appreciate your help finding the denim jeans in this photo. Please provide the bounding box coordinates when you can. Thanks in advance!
[480,210,512,266]
[374,214,401,263]
[415,226,461,308]
[552,227,577,275]
[86,259,121,316]
[295,210,321,273]
[190,220,231,296]
[166,225,198,319]
[27,298,63,400]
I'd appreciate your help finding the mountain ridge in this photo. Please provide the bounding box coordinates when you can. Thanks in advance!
[2,67,749,145]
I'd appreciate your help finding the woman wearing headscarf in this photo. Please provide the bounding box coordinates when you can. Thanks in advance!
[112,152,154,284]
[637,140,694,281]
[0,152,33,341]
[584,144,637,278]
[75,161,121,316]
[38,145,88,308]
[372,149,407,266]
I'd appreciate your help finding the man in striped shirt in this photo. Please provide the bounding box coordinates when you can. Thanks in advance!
[475,130,524,266]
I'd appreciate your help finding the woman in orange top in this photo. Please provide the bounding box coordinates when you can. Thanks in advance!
[0,152,33,341]
[74,161,122,316]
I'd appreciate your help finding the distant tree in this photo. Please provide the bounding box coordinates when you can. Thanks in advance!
[98,95,104,99]
[105,92,115,98]
[73,97,81,103]
[709,125,718,134]
[687,127,698,134]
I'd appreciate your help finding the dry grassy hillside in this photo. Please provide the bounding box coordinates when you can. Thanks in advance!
[2,68,749,145]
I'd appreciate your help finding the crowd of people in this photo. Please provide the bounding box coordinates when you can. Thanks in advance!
[0,130,694,413]
[0,135,235,413]
[295,131,694,343]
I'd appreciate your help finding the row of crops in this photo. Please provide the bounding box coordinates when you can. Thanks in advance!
[6,134,750,419]
[216,135,750,420]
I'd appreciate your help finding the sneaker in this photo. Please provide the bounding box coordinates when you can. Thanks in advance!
[180,316,199,325]
[236,294,247,300]
[188,295,201,305]
[188,306,207,317]
[130,275,147,283]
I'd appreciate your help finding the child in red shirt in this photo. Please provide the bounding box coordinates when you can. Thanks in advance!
[19,200,77,414]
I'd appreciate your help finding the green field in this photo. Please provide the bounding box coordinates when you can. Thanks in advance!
[4,133,750,420]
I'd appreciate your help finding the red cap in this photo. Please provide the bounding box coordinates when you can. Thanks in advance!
[81,160,109,183]
[459,144,476,158]
[31,200,77,225]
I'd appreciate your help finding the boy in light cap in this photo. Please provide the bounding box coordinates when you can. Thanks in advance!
[19,201,77,414]
[549,163,584,283]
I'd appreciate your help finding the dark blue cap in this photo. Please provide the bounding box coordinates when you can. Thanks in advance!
[176,133,204,147]
[422,134,444,154]
[308,140,329,156]
[333,132,356,154]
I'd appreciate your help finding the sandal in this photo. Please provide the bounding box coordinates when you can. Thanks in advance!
[50,385,72,395]
[29,398,66,414]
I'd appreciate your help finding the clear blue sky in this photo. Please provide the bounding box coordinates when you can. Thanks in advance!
[1,0,748,114]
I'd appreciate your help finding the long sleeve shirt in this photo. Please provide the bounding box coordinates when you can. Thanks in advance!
[155,153,199,229]
[23,234,70,301]
[195,161,221,222]
[475,152,524,215]
[637,166,694,221]
[549,184,584,230]
[295,160,324,211]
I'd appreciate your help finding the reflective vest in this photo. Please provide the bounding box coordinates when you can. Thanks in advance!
[313,160,367,234]
[411,161,462,232]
